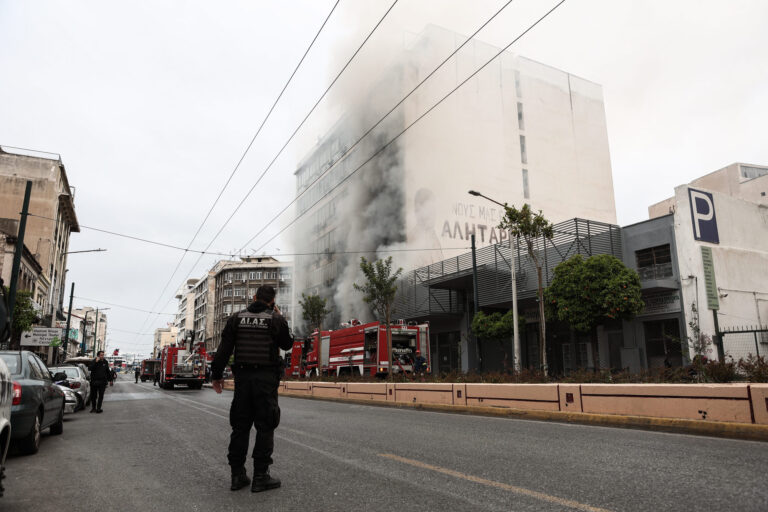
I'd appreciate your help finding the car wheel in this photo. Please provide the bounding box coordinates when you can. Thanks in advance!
[50,409,64,435]
[19,412,42,455]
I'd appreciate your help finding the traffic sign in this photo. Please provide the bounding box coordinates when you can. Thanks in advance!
[20,327,64,347]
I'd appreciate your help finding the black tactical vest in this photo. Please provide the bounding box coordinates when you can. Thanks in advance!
[234,310,278,366]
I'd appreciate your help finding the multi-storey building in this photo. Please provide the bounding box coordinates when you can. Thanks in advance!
[173,278,198,345]
[72,307,108,356]
[193,271,216,353]
[209,256,292,353]
[648,163,768,218]
[153,323,178,357]
[292,25,617,327]
[0,146,79,324]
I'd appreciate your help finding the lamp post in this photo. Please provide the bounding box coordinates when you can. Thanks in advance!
[468,190,521,372]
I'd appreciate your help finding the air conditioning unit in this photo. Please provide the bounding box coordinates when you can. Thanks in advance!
[225,279,232,284]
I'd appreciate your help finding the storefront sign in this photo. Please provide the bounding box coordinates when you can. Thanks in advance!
[639,292,681,316]
[701,246,719,310]
[689,188,719,244]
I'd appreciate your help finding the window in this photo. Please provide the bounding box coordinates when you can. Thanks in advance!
[522,169,530,199]
[232,272,243,281]
[234,288,245,297]
[254,271,262,280]
[517,102,524,131]
[248,271,257,280]
[741,165,768,180]
[514,70,522,98]
[224,304,233,315]
[223,289,233,297]
[519,135,527,164]
[29,355,48,380]
[635,245,672,268]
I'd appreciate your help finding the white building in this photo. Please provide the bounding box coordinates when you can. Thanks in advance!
[649,163,768,219]
[173,278,198,345]
[293,25,617,326]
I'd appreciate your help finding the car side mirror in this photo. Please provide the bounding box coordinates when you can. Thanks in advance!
[53,372,67,381]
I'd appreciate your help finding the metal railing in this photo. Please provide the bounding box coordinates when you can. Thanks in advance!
[721,326,768,361]
[637,262,673,281]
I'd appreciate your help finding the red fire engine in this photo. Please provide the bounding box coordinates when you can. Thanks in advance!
[139,359,160,382]
[159,342,208,389]
[287,320,430,378]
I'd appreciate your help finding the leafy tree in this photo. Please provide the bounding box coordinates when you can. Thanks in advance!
[353,256,403,380]
[471,310,516,372]
[3,287,37,350]
[498,204,554,373]
[298,293,331,334]
[545,254,643,369]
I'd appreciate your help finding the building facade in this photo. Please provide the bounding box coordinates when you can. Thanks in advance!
[649,163,768,218]
[72,307,109,356]
[193,271,216,352]
[153,324,178,357]
[0,146,79,324]
[209,256,292,353]
[292,25,617,328]
[173,278,198,346]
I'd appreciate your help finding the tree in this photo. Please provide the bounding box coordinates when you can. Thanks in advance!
[353,256,403,380]
[298,293,331,333]
[545,254,643,369]
[498,204,554,373]
[471,310,516,372]
[3,287,37,350]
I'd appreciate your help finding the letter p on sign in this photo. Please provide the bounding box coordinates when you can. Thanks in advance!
[688,188,719,244]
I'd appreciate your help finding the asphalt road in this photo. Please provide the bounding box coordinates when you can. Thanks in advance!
[3,374,767,511]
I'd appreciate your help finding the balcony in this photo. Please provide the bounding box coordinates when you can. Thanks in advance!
[637,263,677,291]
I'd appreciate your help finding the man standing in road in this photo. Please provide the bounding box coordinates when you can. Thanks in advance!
[89,351,112,413]
[134,365,140,383]
[211,286,293,493]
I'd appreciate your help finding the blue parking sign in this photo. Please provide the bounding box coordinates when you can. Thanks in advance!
[688,188,719,244]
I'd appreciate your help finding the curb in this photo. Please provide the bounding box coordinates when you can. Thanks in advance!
[279,392,768,442]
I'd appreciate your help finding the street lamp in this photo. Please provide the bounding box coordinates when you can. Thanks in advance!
[468,190,521,372]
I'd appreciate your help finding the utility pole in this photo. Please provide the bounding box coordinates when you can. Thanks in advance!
[63,282,75,362]
[8,181,33,350]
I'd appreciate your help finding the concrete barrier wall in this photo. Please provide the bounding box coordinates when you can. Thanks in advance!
[465,384,560,411]
[277,381,768,425]
[581,384,753,423]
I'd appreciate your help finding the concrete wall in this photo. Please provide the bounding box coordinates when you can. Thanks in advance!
[279,381,768,426]
[672,186,768,360]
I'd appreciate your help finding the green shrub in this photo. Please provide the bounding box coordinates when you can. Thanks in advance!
[738,354,768,382]
[703,358,738,383]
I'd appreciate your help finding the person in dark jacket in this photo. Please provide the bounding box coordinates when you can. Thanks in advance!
[89,351,112,413]
[134,365,141,383]
[211,286,293,493]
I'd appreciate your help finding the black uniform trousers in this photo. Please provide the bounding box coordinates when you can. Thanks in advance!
[90,380,107,410]
[227,367,281,474]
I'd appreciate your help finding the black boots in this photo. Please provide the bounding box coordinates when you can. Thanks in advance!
[251,471,281,493]
[231,469,250,491]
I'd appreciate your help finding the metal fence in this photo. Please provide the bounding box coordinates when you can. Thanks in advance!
[721,327,768,361]
[395,218,622,319]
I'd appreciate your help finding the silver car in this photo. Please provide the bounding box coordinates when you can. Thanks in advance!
[55,384,79,414]
[50,365,89,407]
[0,357,11,497]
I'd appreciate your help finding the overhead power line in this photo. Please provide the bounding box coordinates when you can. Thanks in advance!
[242,0,566,255]
[133,1,342,343]
[73,296,176,316]
[139,0,401,340]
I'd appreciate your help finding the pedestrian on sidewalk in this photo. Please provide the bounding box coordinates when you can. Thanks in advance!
[211,286,293,493]
[88,351,112,413]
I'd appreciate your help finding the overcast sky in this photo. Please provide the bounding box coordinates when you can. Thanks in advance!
[1,0,766,356]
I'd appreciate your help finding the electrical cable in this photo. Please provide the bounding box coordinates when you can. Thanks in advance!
[244,0,568,255]
[73,296,176,316]
[139,0,401,337]
[132,1,342,341]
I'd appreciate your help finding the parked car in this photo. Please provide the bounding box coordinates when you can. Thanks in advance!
[0,357,12,497]
[55,384,80,414]
[49,365,90,407]
[0,351,65,455]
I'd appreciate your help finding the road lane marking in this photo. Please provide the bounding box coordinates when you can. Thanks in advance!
[378,453,614,512]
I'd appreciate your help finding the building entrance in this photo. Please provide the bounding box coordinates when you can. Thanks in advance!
[643,319,682,368]
[435,331,460,373]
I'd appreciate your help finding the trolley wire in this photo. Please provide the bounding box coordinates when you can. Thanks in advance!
[242,0,567,255]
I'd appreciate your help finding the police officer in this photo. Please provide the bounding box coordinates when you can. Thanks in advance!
[211,285,293,493]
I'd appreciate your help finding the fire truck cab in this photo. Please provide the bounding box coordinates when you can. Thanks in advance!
[293,320,430,378]
[159,342,207,390]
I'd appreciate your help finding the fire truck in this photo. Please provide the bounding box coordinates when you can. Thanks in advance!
[159,342,208,389]
[139,359,160,382]
[288,320,430,378]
